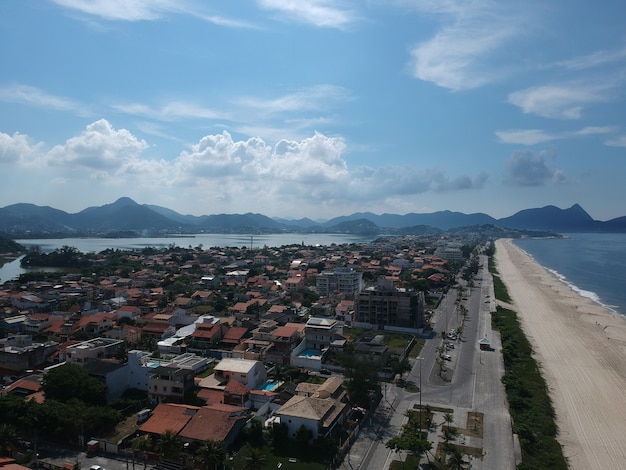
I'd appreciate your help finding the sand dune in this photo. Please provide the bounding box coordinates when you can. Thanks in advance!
[495,239,626,470]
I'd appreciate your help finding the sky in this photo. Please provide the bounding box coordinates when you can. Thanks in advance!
[1,1,625,221]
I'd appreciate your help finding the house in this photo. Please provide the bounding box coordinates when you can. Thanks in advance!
[0,373,44,399]
[115,305,142,321]
[273,376,348,440]
[64,338,124,365]
[83,360,129,403]
[212,358,267,390]
[147,365,195,404]
[266,323,305,365]
[140,402,247,450]
[177,403,247,448]
[0,336,58,372]
[76,311,116,334]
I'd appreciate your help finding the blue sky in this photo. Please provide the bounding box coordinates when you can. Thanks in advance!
[1,1,625,221]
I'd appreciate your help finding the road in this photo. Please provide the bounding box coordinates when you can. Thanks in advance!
[341,255,519,469]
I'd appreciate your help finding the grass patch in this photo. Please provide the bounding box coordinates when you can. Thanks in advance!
[490,251,567,470]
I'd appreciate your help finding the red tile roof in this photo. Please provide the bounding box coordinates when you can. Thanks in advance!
[139,403,199,435]
[177,406,246,443]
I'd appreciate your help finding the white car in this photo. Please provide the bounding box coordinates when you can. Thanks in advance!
[441,354,452,361]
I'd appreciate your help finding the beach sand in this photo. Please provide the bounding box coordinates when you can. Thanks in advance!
[495,239,626,470]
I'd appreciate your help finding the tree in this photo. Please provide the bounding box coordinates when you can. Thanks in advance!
[42,363,107,406]
[196,440,225,470]
[156,430,182,460]
[443,412,454,430]
[446,447,469,470]
[239,444,266,470]
[342,355,381,408]
[0,423,18,457]
[295,424,313,451]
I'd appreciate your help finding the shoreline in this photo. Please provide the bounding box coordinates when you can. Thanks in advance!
[511,237,625,317]
[495,238,626,470]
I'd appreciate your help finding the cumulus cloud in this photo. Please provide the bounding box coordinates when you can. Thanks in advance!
[2,121,488,214]
[503,150,565,186]
[0,132,42,165]
[46,119,149,171]
[176,131,269,179]
[257,0,357,29]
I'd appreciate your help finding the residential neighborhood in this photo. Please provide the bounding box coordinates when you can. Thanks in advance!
[0,233,481,469]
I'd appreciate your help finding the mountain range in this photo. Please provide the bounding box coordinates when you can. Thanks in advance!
[1,197,625,237]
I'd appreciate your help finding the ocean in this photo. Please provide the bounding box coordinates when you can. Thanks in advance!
[513,233,626,317]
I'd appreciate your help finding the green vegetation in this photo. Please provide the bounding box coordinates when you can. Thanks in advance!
[0,236,25,253]
[490,251,567,470]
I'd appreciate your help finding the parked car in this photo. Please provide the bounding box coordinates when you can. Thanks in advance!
[441,354,452,361]
[320,368,331,375]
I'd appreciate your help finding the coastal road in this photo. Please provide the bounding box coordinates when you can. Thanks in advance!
[341,255,518,469]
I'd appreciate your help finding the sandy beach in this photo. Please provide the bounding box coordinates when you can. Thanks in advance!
[495,239,626,470]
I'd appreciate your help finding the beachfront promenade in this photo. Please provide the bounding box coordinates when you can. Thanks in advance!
[340,254,518,469]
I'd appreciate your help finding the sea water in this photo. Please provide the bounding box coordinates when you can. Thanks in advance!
[513,233,626,317]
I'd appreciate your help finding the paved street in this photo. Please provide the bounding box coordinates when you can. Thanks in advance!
[340,255,519,469]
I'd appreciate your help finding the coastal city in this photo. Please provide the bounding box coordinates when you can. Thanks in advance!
[0,232,524,469]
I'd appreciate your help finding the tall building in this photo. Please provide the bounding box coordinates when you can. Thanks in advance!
[316,267,363,297]
[354,278,425,332]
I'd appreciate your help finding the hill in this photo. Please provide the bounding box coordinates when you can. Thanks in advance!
[0,199,623,236]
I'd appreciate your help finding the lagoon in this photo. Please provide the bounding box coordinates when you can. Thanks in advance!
[0,232,377,283]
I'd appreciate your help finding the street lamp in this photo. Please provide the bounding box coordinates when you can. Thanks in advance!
[418,357,423,432]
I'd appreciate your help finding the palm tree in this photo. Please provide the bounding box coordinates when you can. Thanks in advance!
[0,423,18,457]
[132,434,153,470]
[242,446,266,470]
[446,447,469,469]
[196,440,226,470]
[156,430,182,461]
[443,412,454,430]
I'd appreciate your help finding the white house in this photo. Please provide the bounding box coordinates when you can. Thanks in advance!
[212,358,267,390]
[273,376,348,439]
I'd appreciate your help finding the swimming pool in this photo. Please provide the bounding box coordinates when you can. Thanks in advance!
[259,380,281,391]
[299,349,321,358]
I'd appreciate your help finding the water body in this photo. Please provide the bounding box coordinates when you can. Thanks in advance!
[0,232,377,282]
[513,233,626,317]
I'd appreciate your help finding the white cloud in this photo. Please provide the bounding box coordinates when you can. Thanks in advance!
[52,0,180,21]
[497,126,618,146]
[0,84,83,113]
[112,101,226,121]
[53,0,251,27]
[257,0,357,29]
[556,45,626,71]
[496,129,556,145]
[46,119,149,171]
[605,135,626,147]
[2,122,490,215]
[574,126,617,136]
[407,1,526,90]
[508,83,611,119]
[237,85,352,114]
[0,132,42,165]
[504,150,565,186]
